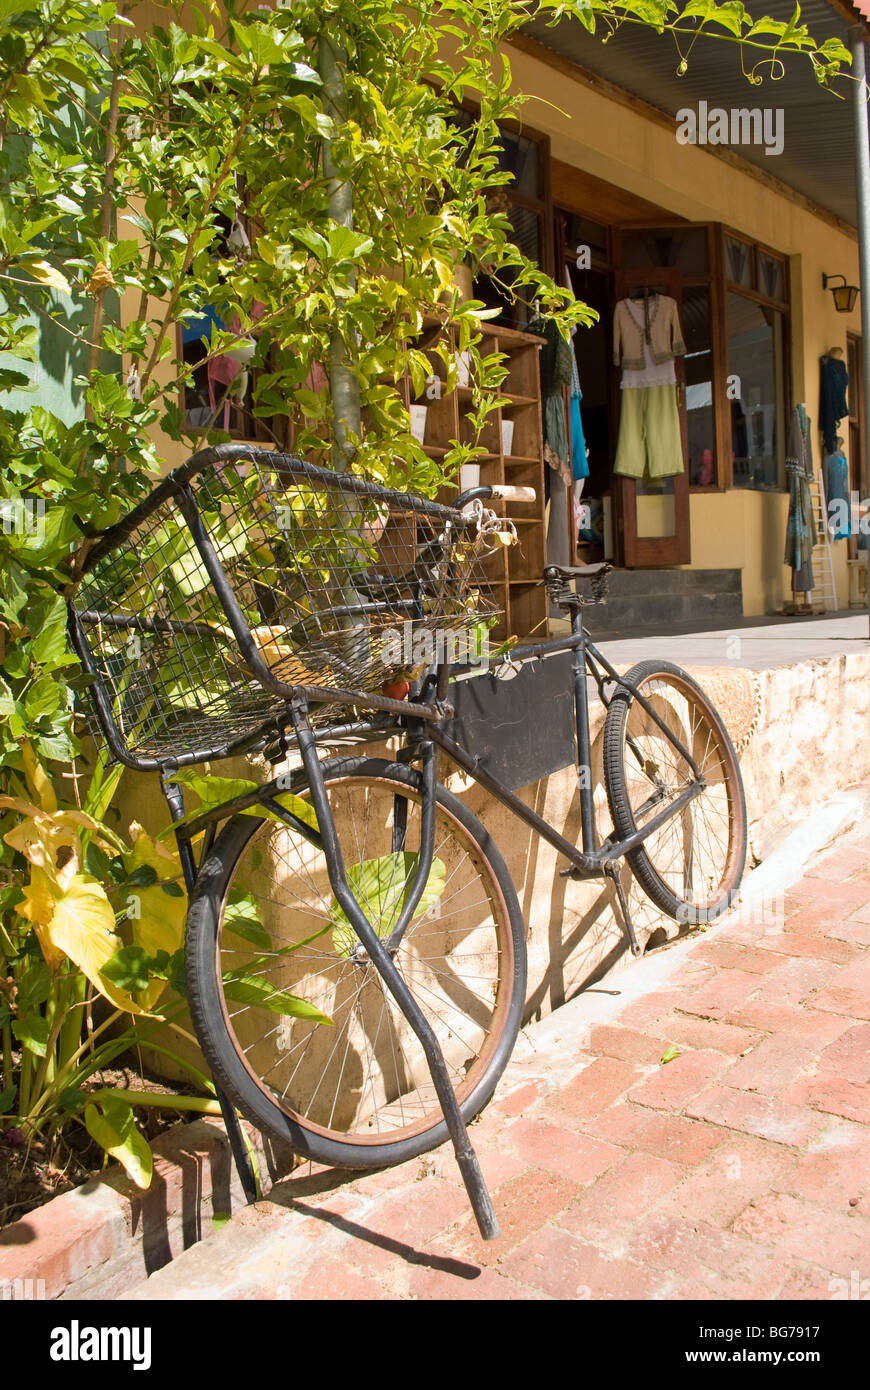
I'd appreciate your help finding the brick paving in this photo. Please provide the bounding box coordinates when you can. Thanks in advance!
[130,784,870,1302]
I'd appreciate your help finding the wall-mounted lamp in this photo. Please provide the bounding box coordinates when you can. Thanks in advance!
[822,273,859,313]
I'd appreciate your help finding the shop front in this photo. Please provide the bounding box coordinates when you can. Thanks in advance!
[478,17,868,622]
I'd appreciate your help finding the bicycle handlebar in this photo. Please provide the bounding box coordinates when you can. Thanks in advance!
[455,483,537,509]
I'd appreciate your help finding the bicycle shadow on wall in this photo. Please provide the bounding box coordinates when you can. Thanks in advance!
[514,714,672,1023]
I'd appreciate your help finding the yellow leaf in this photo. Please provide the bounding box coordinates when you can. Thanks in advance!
[18,867,66,971]
[126,827,186,1009]
[44,874,147,1015]
[30,260,71,295]
[21,741,57,813]
[84,1096,153,1189]
[0,797,126,889]
[3,804,82,890]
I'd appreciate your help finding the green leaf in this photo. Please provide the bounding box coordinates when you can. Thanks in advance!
[330,854,446,958]
[30,597,69,666]
[84,842,113,880]
[84,1095,153,1189]
[259,791,319,835]
[57,1086,87,1113]
[222,970,333,1024]
[17,958,50,1012]
[101,945,154,993]
[127,864,158,888]
[0,1083,16,1114]
[660,1045,682,1065]
[24,676,64,721]
[223,888,271,950]
[12,1014,50,1057]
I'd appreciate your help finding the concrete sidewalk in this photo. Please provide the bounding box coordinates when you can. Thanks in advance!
[125,779,870,1302]
[592,610,869,671]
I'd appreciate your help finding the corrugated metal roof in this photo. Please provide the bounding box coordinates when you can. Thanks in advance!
[521,0,863,226]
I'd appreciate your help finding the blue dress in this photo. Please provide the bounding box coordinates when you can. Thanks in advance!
[569,351,589,481]
[823,449,850,539]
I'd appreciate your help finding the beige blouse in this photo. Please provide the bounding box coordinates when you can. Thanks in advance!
[613,294,686,372]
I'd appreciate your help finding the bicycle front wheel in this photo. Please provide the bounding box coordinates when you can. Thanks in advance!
[186,756,526,1169]
[603,661,747,923]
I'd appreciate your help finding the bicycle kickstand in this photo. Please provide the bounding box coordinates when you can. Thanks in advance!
[606,862,644,959]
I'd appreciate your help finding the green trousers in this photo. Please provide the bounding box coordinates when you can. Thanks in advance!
[614,384,684,480]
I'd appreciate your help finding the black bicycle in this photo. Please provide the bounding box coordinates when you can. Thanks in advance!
[69,443,746,1238]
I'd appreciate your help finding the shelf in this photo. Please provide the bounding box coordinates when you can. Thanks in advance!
[404,318,548,639]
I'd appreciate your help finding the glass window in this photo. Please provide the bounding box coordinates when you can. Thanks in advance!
[475,203,544,331]
[727,292,786,491]
[621,227,707,274]
[725,235,753,288]
[495,131,540,199]
[758,251,785,302]
[683,286,717,487]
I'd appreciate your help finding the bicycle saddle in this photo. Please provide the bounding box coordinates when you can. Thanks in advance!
[543,562,612,581]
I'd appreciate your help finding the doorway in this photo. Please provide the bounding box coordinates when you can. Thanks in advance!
[612,265,691,567]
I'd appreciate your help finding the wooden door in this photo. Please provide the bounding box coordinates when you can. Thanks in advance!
[612,266,691,567]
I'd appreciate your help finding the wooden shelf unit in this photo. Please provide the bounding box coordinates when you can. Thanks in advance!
[402,320,549,643]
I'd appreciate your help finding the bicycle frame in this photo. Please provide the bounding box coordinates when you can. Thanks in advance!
[170,606,708,976]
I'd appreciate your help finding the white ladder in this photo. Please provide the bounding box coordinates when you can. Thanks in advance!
[807,468,838,613]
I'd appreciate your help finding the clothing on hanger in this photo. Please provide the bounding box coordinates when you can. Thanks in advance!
[819,354,849,454]
[613,293,685,373]
[532,314,573,485]
[569,349,589,481]
[824,446,850,539]
[784,406,817,593]
[614,384,684,479]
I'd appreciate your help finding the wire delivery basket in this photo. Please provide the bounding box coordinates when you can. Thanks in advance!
[69,445,503,769]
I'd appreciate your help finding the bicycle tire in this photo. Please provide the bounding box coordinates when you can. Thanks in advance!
[186,756,526,1169]
[602,660,747,924]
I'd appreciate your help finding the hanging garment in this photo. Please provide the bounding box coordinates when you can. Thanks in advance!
[784,406,817,593]
[181,298,224,345]
[819,354,849,454]
[532,316,573,485]
[569,349,589,481]
[613,293,686,372]
[823,448,851,539]
[613,383,684,479]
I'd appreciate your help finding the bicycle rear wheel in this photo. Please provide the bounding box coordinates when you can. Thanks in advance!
[186,756,526,1169]
[603,661,747,923]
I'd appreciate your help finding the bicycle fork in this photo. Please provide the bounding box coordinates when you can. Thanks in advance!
[290,701,500,1241]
